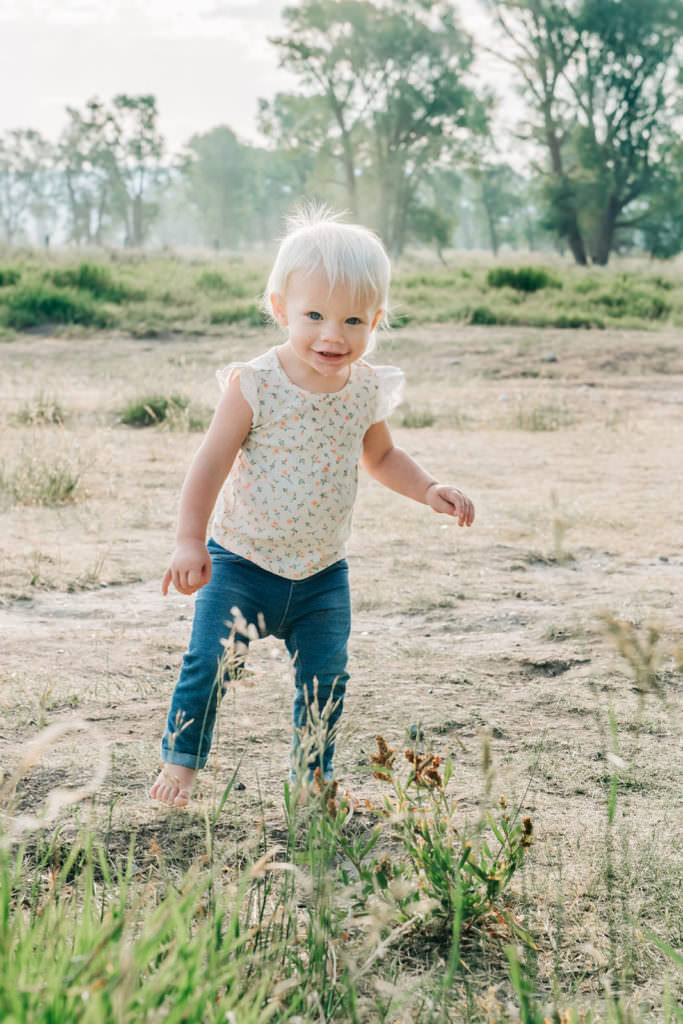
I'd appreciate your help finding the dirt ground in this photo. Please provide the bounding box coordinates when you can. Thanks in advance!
[1,323,681,1006]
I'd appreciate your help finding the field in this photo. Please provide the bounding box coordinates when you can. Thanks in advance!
[0,258,682,1021]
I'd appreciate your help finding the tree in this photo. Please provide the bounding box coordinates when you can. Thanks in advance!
[57,99,118,245]
[636,142,683,259]
[407,204,454,264]
[487,0,683,264]
[57,95,165,246]
[269,0,490,255]
[180,127,251,248]
[0,129,54,244]
[258,93,332,198]
[475,163,524,255]
[109,94,165,246]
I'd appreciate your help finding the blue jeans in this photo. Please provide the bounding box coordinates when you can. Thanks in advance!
[161,539,351,781]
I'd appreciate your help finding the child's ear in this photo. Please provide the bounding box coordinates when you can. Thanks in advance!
[371,309,384,331]
[270,293,288,326]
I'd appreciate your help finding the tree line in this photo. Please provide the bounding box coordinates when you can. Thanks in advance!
[1,0,681,264]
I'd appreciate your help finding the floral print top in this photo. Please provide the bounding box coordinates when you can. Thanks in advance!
[211,346,404,579]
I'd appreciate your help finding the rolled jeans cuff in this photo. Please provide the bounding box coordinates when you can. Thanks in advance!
[160,745,208,770]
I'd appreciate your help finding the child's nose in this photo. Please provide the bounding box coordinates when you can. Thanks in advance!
[321,321,344,342]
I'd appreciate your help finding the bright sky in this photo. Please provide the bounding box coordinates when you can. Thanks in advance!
[0,0,514,157]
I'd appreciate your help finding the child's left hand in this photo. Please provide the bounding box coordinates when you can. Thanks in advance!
[426,484,475,527]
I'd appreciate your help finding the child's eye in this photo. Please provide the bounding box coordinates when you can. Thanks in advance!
[307,311,322,321]
[346,317,362,325]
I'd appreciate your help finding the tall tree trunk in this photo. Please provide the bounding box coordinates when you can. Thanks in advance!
[484,203,499,255]
[590,195,619,266]
[133,193,143,246]
[546,122,588,266]
[327,88,358,217]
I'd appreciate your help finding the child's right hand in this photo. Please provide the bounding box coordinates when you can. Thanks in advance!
[162,540,212,596]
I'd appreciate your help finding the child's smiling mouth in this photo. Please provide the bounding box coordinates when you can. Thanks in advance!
[315,350,347,361]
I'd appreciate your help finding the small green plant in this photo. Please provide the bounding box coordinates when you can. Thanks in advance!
[600,614,670,701]
[388,311,412,328]
[593,279,671,320]
[209,302,267,326]
[0,267,21,287]
[120,393,189,427]
[487,267,562,292]
[14,393,66,426]
[1,448,83,506]
[470,304,500,325]
[197,270,248,297]
[3,284,109,329]
[400,406,435,428]
[551,312,604,328]
[336,736,533,948]
[50,262,142,303]
[516,403,574,432]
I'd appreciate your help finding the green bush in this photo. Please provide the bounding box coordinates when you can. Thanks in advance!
[120,393,189,427]
[487,266,562,292]
[400,273,457,290]
[400,407,435,428]
[50,262,142,302]
[4,285,108,329]
[388,311,412,328]
[0,267,21,287]
[469,305,500,325]
[552,312,604,328]
[210,302,267,326]
[572,275,601,294]
[594,286,670,320]
[197,270,248,297]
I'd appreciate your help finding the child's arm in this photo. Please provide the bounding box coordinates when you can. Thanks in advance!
[162,376,253,596]
[360,420,475,526]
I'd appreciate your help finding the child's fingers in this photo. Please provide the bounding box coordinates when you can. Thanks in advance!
[444,489,475,526]
[161,568,172,595]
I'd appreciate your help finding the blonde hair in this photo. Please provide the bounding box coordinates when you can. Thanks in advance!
[266,205,391,321]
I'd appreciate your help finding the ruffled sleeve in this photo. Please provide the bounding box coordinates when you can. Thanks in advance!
[216,363,259,423]
[373,365,405,423]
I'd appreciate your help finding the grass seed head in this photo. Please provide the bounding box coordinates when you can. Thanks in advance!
[370,734,396,781]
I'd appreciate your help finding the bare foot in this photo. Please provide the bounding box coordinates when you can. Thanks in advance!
[150,764,196,807]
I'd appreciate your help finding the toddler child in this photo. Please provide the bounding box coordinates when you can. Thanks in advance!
[151,208,474,806]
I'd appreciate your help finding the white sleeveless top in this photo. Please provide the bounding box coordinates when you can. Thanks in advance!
[211,347,404,579]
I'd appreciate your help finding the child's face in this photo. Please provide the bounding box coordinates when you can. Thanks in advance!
[271,269,383,387]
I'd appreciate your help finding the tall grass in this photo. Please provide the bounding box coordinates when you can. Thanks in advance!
[0,724,536,1023]
[0,444,84,506]
[2,654,678,1024]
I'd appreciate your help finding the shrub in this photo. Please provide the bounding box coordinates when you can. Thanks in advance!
[4,285,108,329]
[15,393,66,426]
[551,312,604,328]
[487,267,562,292]
[469,305,500,325]
[400,407,435,428]
[572,275,601,294]
[388,311,412,328]
[197,270,248,297]
[1,449,83,506]
[0,267,21,287]
[120,393,190,427]
[50,262,142,302]
[210,302,267,326]
[594,286,670,320]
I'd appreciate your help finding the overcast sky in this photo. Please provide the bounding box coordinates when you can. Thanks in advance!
[0,0,512,157]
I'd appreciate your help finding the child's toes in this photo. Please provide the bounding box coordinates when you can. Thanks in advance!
[151,767,195,807]
[172,788,191,808]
